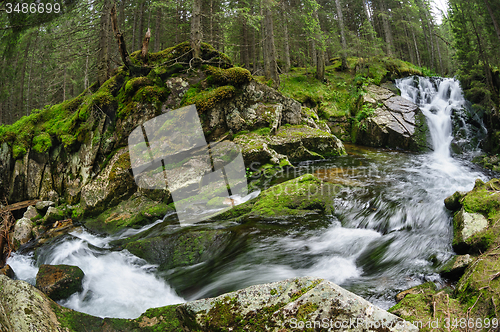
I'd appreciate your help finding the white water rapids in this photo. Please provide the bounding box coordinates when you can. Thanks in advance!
[6,76,493,317]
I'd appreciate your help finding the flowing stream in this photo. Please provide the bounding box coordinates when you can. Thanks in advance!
[6,76,496,318]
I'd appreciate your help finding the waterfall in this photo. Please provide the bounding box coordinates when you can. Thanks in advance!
[396,76,486,159]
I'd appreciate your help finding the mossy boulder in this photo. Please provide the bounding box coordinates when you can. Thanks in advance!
[124,228,234,271]
[85,193,175,235]
[389,283,467,331]
[452,207,489,253]
[215,174,339,221]
[35,264,84,301]
[234,125,346,168]
[11,217,33,249]
[179,277,417,331]
[444,190,467,211]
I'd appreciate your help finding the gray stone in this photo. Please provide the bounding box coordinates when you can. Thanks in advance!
[11,217,33,248]
[356,84,430,152]
[23,205,38,220]
[0,265,15,279]
[35,200,55,212]
[453,208,489,250]
[177,276,418,331]
[0,275,62,332]
[440,254,473,280]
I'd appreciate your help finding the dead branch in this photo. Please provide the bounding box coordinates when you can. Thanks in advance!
[110,3,132,68]
[141,28,151,64]
[0,197,16,268]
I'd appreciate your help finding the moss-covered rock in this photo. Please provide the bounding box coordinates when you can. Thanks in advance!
[444,190,467,211]
[35,264,84,301]
[85,194,175,234]
[234,125,346,168]
[440,254,473,280]
[215,174,339,221]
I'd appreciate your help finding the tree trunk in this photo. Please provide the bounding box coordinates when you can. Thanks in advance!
[436,35,444,74]
[483,0,500,44]
[241,19,250,68]
[314,10,325,82]
[118,0,125,30]
[282,4,291,73]
[111,4,132,68]
[141,28,151,63]
[378,0,394,57]
[97,0,112,86]
[19,32,33,116]
[411,25,422,67]
[154,8,162,52]
[191,0,202,59]
[334,0,348,69]
[263,2,279,88]
[137,0,145,51]
[362,0,374,40]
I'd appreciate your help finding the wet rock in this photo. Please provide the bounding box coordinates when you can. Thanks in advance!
[444,191,466,211]
[178,276,418,331]
[35,200,55,213]
[440,254,473,280]
[452,208,488,253]
[356,85,430,151]
[80,147,136,215]
[0,275,62,332]
[0,264,15,278]
[36,264,84,301]
[11,217,33,249]
[23,205,38,220]
[85,194,175,234]
[216,174,339,221]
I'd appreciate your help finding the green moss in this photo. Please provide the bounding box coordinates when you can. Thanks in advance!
[181,85,236,113]
[32,132,52,153]
[125,77,154,97]
[462,179,500,220]
[205,66,252,86]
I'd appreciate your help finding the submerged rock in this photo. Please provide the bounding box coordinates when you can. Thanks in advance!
[355,84,430,151]
[35,264,84,301]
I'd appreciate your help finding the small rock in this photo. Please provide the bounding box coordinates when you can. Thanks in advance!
[23,205,38,220]
[35,264,84,301]
[35,200,55,213]
[453,208,489,252]
[12,217,33,248]
[395,282,437,303]
[0,264,15,278]
[440,254,473,280]
[444,191,466,211]
[46,190,60,204]
[43,206,65,224]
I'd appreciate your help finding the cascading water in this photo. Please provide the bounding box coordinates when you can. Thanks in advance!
[6,76,493,316]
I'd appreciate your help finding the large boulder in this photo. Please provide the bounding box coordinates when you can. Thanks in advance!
[80,147,136,215]
[35,264,84,301]
[0,275,63,332]
[178,276,418,331]
[452,208,489,253]
[0,274,418,332]
[235,125,346,168]
[355,85,430,151]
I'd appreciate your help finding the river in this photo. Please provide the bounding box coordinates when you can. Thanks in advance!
[6,76,495,319]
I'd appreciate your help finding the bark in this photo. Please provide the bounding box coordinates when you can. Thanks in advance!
[191,0,202,59]
[378,0,394,57]
[263,1,279,88]
[411,25,422,67]
[111,4,132,68]
[154,8,162,52]
[436,34,444,74]
[141,28,151,63]
[118,0,125,30]
[19,32,33,115]
[282,4,291,73]
[97,0,112,86]
[241,19,250,68]
[314,10,325,82]
[335,0,348,69]
[137,0,145,51]
[484,0,500,44]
